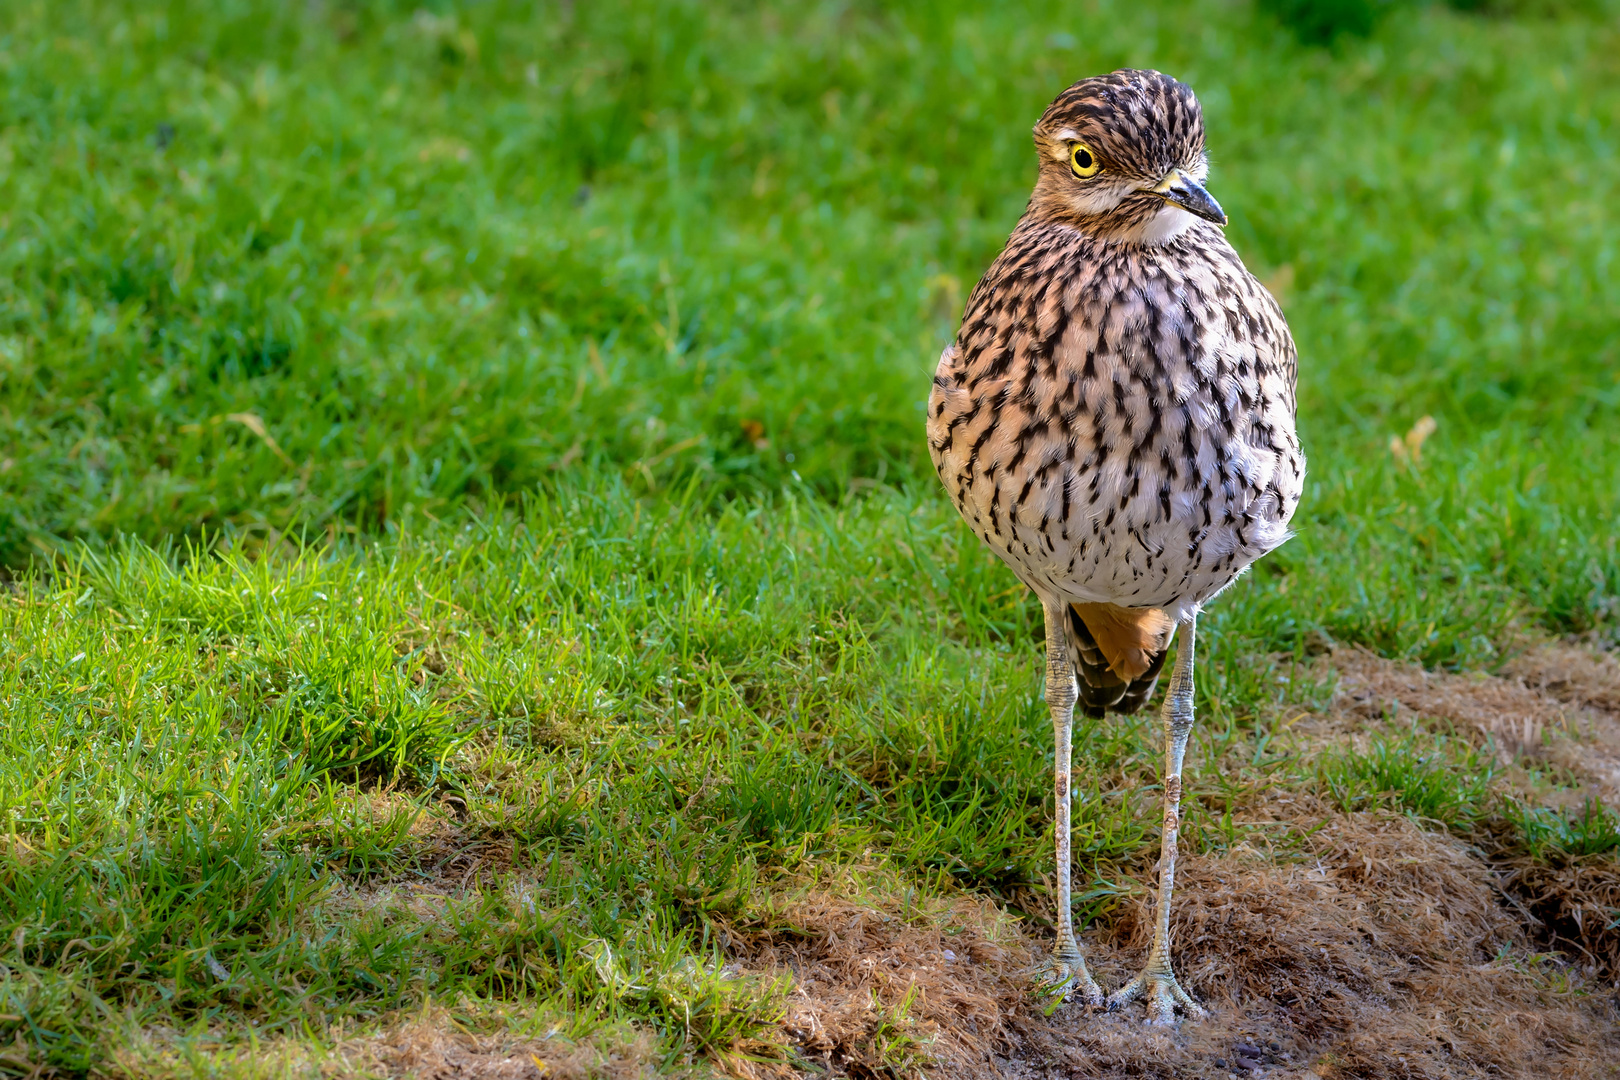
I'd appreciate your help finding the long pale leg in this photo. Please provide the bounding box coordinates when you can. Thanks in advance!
[1037,597,1103,1008]
[1109,616,1209,1022]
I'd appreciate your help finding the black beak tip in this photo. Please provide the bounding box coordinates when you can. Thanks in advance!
[1158,182,1227,227]
[1189,191,1228,226]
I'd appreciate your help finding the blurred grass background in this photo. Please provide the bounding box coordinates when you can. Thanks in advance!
[0,0,1617,1072]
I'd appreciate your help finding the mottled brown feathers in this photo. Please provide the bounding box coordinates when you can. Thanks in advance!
[1071,603,1173,681]
[1027,70,1211,241]
[1067,605,1170,718]
[925,69,1305,715]
[924,70,1308,1019]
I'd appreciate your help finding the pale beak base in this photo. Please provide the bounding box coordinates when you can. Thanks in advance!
[1148,168,1227,226]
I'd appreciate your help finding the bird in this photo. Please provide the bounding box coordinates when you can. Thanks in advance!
[925,69,1304,1022]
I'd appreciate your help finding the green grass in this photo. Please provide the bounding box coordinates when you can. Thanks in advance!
[1319,731,1499,827]
[1506,798,1620,859]
[0,488,1194,1070]
[0,0,1618,1072]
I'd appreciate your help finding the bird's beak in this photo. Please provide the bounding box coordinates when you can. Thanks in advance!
[1147,168,1227,226]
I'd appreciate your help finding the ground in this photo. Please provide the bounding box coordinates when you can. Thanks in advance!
[0,1,1618,1078]
[728,642,1620,1080]
[92,638,1620,1079]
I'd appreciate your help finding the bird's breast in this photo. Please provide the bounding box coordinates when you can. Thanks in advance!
[927,228,1304,611]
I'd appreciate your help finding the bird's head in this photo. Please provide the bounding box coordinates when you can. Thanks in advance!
[1029,69,1225,245]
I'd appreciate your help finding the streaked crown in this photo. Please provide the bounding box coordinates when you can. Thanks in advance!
[1028,69,1221,244]
[1038,69,1206,182]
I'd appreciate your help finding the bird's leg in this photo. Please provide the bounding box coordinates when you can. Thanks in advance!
[1109,616,1209,1023]
[1036,597,1103,1009]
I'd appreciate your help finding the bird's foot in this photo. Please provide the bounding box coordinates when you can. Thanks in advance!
[1035,952,1103,1014]
[1108,967,1207,1024]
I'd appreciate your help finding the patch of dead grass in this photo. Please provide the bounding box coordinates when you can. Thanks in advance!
[283,643,1620,1079]
[1329,642,1620,801]
[728,815,1617,1078]
[1329,646,1569,759]
[1491,853,1620,985]
[334,1004,657,1080]
[108,1003,657,1080]
[1082,813,1615,1079]
[1504,642,1620,714]
[1315,641,1620,987]
[1504,643,1620,798]
[724,878,1031,1078]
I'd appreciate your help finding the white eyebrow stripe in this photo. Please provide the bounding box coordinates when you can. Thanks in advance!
[1049,128,1084,162]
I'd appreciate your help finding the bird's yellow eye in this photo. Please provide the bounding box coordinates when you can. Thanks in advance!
[1069,143,1101,178]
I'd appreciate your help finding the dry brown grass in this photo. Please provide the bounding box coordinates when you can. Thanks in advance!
[1504,642,1620,714]
[107,1004,658,1080]
[1316,640,1620,990]
[1492,851,1620,985]
[716,643,1620,1080]
[1329,641,1620,800]
[1505,643,1620,799]
[1095,813,1613,1079]
[332,1005,658,1080]
[725,813,1616,1080]
[1329,646,1570,759]
[723,878,1033,1078]
[1314,641,1620,970]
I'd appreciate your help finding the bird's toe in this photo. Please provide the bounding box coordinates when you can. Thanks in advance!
[1108,968,1208,1023]
[1035,955,1104,1012]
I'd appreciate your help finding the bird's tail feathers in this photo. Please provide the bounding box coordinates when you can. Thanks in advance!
[1067,603,1172,717]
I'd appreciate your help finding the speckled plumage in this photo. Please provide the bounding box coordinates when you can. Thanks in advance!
[927,70,1304,711]
[925,70,1305,1019]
